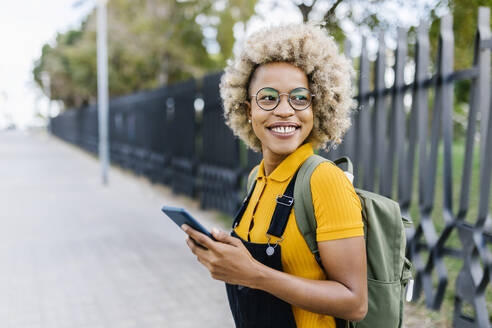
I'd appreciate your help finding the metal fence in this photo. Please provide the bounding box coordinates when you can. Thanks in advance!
[51,7,492,327]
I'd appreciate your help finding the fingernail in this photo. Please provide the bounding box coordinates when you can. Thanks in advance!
[181,225,187,232]
[211,228,219,235]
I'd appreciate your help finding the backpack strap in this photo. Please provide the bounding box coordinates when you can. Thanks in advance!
[294,156,356,261]
[294,155,354,328]
[293,154,328,267]
[247,165,260,193]
[333,156,353,174]
[333,156,355,184]
[293,155,358,264]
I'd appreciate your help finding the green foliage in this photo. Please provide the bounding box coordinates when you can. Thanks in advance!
[33,0,257,108]
[429,0,492,71]
[216,0,256,62]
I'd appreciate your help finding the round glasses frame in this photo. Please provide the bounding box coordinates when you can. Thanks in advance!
[250,87,315,111]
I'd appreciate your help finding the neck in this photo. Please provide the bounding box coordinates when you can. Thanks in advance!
[262,148,288,176]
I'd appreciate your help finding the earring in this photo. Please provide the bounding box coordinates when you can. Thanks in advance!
[248,119,251,123]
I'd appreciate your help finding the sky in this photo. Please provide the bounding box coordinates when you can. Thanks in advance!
[0,0,431,130]
[0,1,93,129]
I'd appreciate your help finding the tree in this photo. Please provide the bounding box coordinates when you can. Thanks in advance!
[282,0,490,136]
[429,0,492,70]
[270,0,431,44]
[33,0,258,109]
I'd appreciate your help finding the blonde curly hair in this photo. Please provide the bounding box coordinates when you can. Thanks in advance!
[219,23,355,152]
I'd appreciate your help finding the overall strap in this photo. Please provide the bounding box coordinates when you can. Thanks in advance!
[266,171,298,238]
[243,164,298,238]
[232,179,257,229]
[232,165,260,229]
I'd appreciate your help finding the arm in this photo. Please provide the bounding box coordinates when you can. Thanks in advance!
[253,236,367,321]
[182,225,367,321]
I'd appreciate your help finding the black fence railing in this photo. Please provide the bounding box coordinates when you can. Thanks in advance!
[51,7,492,327]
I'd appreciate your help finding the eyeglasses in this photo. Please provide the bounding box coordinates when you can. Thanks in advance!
[250,87,314,111]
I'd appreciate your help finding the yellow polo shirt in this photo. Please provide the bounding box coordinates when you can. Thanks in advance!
[234,143,364,328]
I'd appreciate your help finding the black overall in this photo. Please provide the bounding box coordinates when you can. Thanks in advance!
[225,173,298,328]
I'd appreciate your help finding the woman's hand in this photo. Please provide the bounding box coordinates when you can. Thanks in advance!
[182,225,260,287]
[182,226,367,321]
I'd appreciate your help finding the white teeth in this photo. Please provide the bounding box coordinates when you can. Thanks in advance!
[271,126,296,133]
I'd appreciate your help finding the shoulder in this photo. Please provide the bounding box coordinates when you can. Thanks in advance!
[309,160,363,241]
[309,160,360,208]
[310,161,352,187]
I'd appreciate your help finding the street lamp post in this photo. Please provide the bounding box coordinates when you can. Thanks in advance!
[97,0,109,185]
[40,72,51,131]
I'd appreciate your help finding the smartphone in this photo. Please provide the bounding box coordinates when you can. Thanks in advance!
[161,206,216,246]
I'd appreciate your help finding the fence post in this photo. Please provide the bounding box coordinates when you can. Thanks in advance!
[402,24,428,220]
[416,15,454,311]
[457,7,490,222]
[396,28,408,202]
[357,37,371,189]
[454,7,492,327]
[440,15,455,227]
[351,37,365,186]
[199,73,241,215]
[372,31,386,194]
[423,15,457,298]
[478,8,492,174]
[406,22,431,302]
[410,23,430,219]
[381,28,406,198]
[337,39,355,160]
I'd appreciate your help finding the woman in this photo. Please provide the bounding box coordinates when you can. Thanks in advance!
[182,23,367,328]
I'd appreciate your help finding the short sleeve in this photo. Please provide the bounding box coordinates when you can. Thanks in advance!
[311,162,364,241]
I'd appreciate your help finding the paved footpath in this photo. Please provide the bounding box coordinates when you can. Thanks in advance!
[0,130,235,328]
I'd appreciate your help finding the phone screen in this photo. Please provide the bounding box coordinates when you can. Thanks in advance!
[161,206,215,241]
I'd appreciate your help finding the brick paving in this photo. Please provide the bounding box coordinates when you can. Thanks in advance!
[0,130,234,328]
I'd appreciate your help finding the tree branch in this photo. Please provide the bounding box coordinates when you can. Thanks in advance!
[323,0,344,22]
[297,0,319,22]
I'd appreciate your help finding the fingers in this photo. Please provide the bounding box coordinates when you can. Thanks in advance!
[186,237,208,257]
[186,237,215,273]
[211,228,242,247]
[182,225,216,250]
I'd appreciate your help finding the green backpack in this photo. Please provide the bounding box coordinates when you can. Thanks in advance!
[247,154,413,328]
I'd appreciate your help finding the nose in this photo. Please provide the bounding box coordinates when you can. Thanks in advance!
[273,94,294,117]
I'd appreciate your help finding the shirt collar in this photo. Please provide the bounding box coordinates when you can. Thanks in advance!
[257,143,314,182]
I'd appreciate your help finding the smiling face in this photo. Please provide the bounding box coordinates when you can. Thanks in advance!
[247,62,314,164]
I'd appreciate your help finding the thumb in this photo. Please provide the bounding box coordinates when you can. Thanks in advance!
[212,228,241,246]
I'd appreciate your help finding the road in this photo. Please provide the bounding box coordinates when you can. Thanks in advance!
[0,130,234,328]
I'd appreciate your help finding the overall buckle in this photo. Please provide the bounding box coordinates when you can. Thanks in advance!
[276,194,294,207]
